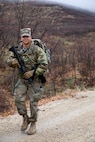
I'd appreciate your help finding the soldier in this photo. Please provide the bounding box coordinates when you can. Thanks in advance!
[7,28,48,135]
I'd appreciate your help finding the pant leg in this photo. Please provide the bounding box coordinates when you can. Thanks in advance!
[13,79,28,115]
[27,79,44,122]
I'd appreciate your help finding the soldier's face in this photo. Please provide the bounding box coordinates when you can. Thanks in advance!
[21,36,32,46]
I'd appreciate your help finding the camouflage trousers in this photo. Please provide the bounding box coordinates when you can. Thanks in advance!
[13,78,44,122]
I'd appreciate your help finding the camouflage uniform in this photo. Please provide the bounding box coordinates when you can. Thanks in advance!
[7,38,48,123]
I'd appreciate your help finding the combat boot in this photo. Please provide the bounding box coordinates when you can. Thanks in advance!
[21,114,30,131]
[27,122,36,135]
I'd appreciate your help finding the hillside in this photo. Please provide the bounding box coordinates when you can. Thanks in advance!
[1,1,95,44]
[29,3,95,38]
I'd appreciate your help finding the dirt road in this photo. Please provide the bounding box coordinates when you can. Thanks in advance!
[0,90,95,142]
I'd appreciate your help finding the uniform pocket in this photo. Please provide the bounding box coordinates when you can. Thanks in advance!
[33,87,44,102]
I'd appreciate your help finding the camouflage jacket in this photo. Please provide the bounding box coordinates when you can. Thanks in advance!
[7,41,48,78]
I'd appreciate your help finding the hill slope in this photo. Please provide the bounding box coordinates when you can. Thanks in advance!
[31,3,95,37]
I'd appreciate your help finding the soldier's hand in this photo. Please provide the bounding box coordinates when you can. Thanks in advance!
[11,59,20,68]
[23,70,34,79]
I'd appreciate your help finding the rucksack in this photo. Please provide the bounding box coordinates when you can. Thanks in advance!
[32,39,51,64]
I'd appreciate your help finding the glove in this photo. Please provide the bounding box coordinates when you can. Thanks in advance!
[23,70,34,79]
[11,59,20,68]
